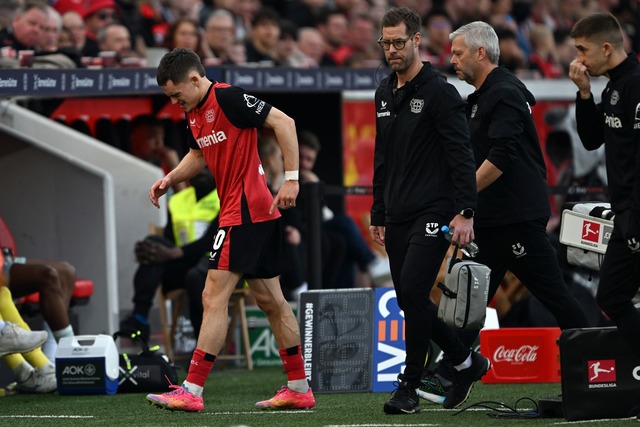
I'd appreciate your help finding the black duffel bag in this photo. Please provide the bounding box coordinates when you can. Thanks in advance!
[113,331,179,393]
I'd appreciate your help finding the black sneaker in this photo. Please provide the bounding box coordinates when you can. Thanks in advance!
[442,351,491,409]
[383,381,420,415]
[119,314,150,343]
[417,370,449,404]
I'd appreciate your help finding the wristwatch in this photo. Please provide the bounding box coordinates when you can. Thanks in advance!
[460,208,475,219]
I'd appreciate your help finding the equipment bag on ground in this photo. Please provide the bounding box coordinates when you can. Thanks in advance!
[437,247,491,330]
[113,331,178,393]
[559,327,640,421]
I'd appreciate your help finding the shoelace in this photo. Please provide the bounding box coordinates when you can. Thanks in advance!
[164,385,184,396]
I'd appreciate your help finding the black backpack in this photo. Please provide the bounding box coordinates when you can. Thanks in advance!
[113,331,179,393]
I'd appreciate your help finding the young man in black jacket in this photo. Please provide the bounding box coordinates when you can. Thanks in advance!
[569,13,640,356]
[420,21,590,401]
[369,7,490,414]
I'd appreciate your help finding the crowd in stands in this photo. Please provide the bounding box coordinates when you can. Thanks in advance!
[0,0,637,74]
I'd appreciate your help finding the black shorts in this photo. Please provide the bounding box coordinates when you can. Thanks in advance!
[208,218,288,279]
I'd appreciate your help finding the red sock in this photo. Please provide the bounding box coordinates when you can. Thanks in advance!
[279,345,306,381]
[185,348,216,387]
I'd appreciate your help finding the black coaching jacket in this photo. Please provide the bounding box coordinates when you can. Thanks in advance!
[575,53,640,215]
[371,62,477,226]
[466,66,551,227]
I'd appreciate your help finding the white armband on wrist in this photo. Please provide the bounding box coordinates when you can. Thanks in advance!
[284,170,299,181]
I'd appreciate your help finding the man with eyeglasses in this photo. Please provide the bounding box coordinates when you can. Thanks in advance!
[369,6,490,415]
[80,0,117,57]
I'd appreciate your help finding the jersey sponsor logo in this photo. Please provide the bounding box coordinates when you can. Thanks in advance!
[196,130,228,148]
[610,90,619,105]
[243,94,265,114]
[410,98,424,114]
[376,111,391,118]
[205,109,215,123]
[604,113,622,128]
[511,242,526,258]
[424,222,439,236]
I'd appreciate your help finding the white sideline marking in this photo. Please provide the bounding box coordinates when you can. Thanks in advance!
[209,410,315,415]
[325,424,438,427]
[553,418,637,425]
[0,415,94,419]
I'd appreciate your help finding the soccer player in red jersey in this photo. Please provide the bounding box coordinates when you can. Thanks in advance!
[146,47,314,412]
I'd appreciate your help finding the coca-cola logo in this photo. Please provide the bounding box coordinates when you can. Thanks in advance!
[493,345,539,363]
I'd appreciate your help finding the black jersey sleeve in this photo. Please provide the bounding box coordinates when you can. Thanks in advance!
[215,86,273,129]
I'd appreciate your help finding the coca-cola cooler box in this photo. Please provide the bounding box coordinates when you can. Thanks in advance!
[480,327,561,383]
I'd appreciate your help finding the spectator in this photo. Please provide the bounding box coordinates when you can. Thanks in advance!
[163,17,208,62]
[231,0,262,42]
[0,0,47,51]
[488,0,518,32]
[297,26,325,67]
[129,114,187,193]
[61,11,86,52]
[495,25,528,74]
[315,7,349,66]
[115,0,148,56]
[528,23,563,78]
[332,13,381,67]
[97,23,132,63]
[298,129,391,288]
[137,0,169,47]
[244,7,281,65]
[37,6,62,52]
[285,0,325,29]
[0,0,19,31]
[420,8,454,73]
[81,0,118,57]
[274,18,313,67]
[0,286,56,393]
[119,168,220,341]
[202,8,237,65]
[553,27,577,74]
[33,6,81,68]
[227,40,247,66]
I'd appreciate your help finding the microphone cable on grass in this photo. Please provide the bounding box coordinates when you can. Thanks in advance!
[452,397,541,419]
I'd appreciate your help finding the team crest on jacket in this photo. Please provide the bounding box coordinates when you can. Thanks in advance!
[410,98,424,114]
[610,90,619,105]
[205,109,215,123]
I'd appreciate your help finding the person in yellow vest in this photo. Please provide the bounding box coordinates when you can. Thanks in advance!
[119,169,220,342]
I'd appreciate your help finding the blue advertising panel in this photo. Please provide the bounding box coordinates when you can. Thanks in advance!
[372,288,406,392]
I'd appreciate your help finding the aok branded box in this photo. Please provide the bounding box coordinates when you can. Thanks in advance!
[55,334,119,395]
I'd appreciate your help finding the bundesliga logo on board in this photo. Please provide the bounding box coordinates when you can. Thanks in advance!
[581,220,600,243]
[587,359,617,389]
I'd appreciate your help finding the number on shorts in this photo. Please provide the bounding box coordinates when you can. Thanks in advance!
[212,228,227,251]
